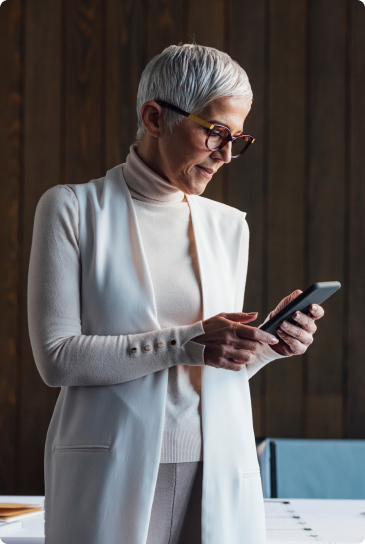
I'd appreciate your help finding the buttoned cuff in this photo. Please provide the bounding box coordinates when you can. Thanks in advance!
[246,315,292,379]
[246,342,289,380]
[181,320,205,366]
[126,321,205,368]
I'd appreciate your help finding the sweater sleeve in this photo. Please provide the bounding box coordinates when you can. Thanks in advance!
[234,217,288,380]
[28,185,205,388]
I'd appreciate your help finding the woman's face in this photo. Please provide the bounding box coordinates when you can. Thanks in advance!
[138,96,251,195]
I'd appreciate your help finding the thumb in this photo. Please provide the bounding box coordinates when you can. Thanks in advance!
[223,312,258,324]
[272,289,303,316]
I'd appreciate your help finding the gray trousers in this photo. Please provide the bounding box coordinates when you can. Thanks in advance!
[146,461,203,544]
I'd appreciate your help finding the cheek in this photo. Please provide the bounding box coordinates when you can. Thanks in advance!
[162,126,211,179]
[176,134,210,173]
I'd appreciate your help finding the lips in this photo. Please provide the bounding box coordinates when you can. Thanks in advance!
[196,165,216,178]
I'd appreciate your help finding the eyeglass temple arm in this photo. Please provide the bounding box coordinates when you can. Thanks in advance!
[155,100,214,130]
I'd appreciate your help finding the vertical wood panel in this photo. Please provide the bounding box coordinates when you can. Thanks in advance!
[0,0,23,494]
[347,0,365,438]
[187,0,225,203]
[264,0,307,437]
[105,0,144,167]
[147,0,186,60]
[227,0,267,436]
[64,0,104,185]
[305,0,347,439]
[3,0,365,493]
[20,0,62,494]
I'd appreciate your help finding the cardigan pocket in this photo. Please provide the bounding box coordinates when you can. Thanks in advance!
[240,470,260,479]
[54,444,111,453]
[237,471,267,543]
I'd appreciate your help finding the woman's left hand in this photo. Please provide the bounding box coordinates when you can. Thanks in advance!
[268,290,325,356]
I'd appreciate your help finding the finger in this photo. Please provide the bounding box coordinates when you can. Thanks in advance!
[277,329,307,354]
[309,304,325,320]
[280,320,313,345]
[219,360,246,372]
[292,311,317,334]
[226,362,246,372]
[234,324,279,346]
[272,289,303,315]
[226,336,266,353]
[223,312,259,324]
[225,347,255,364]
[284,289,303,305]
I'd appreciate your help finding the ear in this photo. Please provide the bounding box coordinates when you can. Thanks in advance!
[140,101,164,139]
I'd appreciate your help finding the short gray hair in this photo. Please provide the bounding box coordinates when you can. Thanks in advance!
[136,44,253,141]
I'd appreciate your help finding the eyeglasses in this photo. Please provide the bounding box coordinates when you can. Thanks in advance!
[155,100,255,159]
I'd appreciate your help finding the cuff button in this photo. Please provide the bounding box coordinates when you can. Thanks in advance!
[170,340,177,346]
[144,345,151,352]
[131,347,138,354]
[157,342,164,348]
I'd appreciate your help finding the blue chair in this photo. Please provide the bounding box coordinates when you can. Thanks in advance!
[256,438,365,499]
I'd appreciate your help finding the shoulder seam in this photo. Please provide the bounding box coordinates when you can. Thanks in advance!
[61,184,78,204]
[59,185,80,245]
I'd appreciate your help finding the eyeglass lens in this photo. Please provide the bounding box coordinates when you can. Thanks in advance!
[207,127,249,156]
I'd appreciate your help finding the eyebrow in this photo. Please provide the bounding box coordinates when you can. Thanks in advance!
[208,120,244,135]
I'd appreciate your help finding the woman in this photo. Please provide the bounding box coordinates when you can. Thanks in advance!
[28,44,323,544]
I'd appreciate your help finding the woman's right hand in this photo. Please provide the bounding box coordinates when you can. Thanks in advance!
[192,312,279,371]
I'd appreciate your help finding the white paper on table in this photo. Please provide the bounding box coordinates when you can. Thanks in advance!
[266,517,311,529]
[269,541,364,544]
[0,512,43,524]
[0,538,44,544]
[0,523,23,538]
[287,499,365,543]
[265,500,322,541]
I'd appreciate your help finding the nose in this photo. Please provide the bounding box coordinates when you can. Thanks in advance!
[212,141,232,163]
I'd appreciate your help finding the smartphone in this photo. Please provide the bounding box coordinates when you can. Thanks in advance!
[260,281,341,338]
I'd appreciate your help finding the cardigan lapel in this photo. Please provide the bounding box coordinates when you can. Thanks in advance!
[46,172,265,544]
[187,194,266,544]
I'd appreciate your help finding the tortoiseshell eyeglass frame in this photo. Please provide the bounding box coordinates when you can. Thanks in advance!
[155,100,255,158]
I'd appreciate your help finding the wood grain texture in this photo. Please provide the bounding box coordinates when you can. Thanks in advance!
[0,0,23,494]
[347,0,365,438]
[105,0,144,167]
[64,0,104,185]
[20,0,63,494]
[187,0,225,203]
[2,0,365,495]
[305,0,347,439]
[227,0,267,436]
[147,0,186,59]
[306,394,343,438]
[264,0,307,437]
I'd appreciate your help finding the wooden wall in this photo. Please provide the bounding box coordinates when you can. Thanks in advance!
[0,0,364,495]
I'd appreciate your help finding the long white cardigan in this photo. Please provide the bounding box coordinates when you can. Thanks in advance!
[42,165,266,544]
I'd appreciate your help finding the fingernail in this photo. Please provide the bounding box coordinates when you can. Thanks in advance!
[293,312,300,320]
[270,337,279,344]
[282,321,288,329]
[311,305,317,311]
[247,312,258,315]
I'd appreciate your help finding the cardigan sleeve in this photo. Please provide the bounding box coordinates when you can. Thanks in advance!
[28,185,205,388]
[234,216,288,380]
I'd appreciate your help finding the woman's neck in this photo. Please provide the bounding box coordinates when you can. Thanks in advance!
[122,145,185,204]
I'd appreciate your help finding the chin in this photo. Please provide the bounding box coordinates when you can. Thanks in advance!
[183,176,210,196]
[173,171,210,196]
[184,184,207,196]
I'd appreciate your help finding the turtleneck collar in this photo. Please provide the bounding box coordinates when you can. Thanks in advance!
[122,145,185,204]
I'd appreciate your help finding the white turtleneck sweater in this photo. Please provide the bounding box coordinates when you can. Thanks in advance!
[28,145,283,464]
[122,146,205,462]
